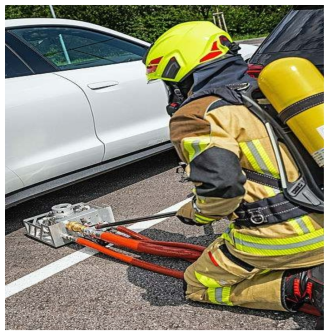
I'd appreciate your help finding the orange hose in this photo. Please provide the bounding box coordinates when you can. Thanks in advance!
[115,226,201,263]
[116,226,205,252]
[76,237,184,279]
[116,226,154,241]
[99,231,201,259]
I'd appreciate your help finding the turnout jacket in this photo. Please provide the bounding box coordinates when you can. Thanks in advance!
[170,89,324,268]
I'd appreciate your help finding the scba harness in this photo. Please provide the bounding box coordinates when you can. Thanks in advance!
[180,82,324,228]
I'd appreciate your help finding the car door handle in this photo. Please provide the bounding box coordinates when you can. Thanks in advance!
[88,81,119,90]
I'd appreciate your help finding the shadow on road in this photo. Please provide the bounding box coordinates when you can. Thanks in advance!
[5,150,179,234]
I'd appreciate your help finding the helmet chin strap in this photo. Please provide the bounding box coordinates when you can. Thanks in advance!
[165,75,194,117]
[166,84,184,117]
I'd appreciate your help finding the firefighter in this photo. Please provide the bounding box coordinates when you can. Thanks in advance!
[143,22,323,322]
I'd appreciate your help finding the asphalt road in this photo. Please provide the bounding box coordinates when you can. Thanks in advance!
[5,149,317,330]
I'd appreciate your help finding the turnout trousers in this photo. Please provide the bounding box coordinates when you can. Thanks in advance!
[184,217,324,311]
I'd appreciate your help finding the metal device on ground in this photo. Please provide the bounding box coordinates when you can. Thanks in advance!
[24,202,115,247]
[24,203,203,279]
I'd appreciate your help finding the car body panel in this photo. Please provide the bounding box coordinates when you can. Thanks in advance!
[238,43,258,61]
[5,72,104,187]
[57,62,169,162]
[5,167,24,194]
[5,18,258,206]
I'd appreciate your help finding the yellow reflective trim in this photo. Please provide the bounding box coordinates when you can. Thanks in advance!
[228,228,324,256]
[195,271,221,288]
[260,269,271,274]
[182,136,210,162]
[194,217,210,224]
[199,140,209,152]
[197,196,206,204]
[288,219,304,236]
[233,228,323,245]
[195,213,215,223]
[234,241,324,256]
[221,286,233,306]
[264,186,277,197]
[207,287,233,306]
[207,288,219,304]
[302,216,316,233]
[288,216,315,235]
[240,142,263,174]
[183,139,196,162]
[252,139,280,178]
[222,232,233,244]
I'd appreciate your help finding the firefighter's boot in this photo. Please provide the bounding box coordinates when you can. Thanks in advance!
[282,264,324,328]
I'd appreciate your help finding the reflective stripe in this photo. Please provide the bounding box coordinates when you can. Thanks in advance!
[240,140,280,178]
[234,228,323,245]
[264,186,280,197]
[225,228,324,256]
[183,136,210,161]
[222,224,234,244]
[288,218,305,236]
[301,216,316,233]
[195,217,210,224]
[240,142,263,174]
[195,213,215,224]
[260,269,271,274]
[183,140,196,162]
[288,216,316,235]
[197,196,206,204]
[208,286,233,306]
[195,271,221,288]
[252,140,280,178]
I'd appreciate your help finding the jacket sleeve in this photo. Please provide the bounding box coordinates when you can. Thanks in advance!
[170,97,246,223]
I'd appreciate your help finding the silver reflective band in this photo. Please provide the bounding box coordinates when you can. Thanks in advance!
[234,235,323,250]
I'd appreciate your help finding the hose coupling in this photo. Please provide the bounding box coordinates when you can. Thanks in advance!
[66,221,86,233]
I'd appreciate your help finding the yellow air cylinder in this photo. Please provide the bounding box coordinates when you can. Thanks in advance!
[258,57,324,167]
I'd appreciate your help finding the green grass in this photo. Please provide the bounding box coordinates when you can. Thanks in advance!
[233,33,267,41]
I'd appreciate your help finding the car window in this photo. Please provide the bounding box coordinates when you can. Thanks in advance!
[5,46,33,79]
[10,26,147,71]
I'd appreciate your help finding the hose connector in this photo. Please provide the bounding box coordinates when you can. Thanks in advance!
[66,221,86,233]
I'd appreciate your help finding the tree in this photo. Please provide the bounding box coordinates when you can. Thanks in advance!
[5,5,292,42]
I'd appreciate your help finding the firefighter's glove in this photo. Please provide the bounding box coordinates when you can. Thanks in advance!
[176,201,215,226]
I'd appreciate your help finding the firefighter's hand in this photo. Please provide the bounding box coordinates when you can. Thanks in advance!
[176,201,215,226]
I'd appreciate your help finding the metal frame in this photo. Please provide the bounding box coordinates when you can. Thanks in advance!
[24,202,115,247]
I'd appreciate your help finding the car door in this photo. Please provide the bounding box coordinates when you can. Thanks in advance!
[5,40,104,189]
[10,25,170,162]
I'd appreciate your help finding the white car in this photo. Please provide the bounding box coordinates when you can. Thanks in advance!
[5,18,257,207]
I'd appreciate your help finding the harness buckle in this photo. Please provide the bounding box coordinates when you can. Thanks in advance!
[247,208,266,225]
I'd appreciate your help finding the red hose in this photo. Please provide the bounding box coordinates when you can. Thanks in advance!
[115,226,201,263]
[76,237,184,279]
[116,226,205,252]
[99,231,202,260]
[116,226,154,241]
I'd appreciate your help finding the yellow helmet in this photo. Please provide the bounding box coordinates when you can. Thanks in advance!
[144,21,236,83]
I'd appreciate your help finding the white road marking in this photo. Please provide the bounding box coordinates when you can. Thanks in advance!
[5,198,190,299]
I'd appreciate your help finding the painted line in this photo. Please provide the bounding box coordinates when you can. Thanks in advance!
[5,198,190,299]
